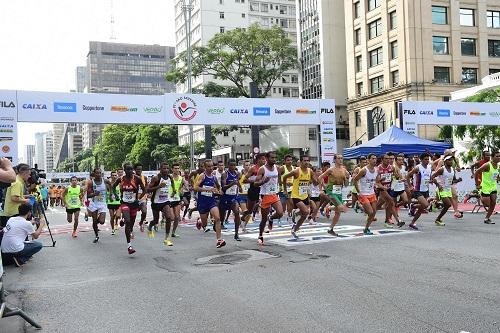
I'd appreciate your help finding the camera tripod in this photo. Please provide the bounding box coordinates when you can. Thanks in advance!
[35,200,56,247]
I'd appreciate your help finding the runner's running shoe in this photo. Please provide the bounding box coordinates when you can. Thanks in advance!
[363,228,373,235]
[164,239,173,246]
[128,246,136,255]
[257,237,264,245]
[216,239,226,248]
[409,224,419,230]
[327,229,338,236]
[484,219,495,224]
[148,230,155,239]
[435,220,445,226]
[72,231,78,238]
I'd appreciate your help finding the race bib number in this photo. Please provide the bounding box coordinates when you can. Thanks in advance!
[423,177,430,188]
[393,181,405,192]
[299,185,309,196]
[69,197,79,206]
[492,172,499,182]
[310,187,320,197]
[268,184,277,194]
[331,185,342,194]
[123,191,135,203]
[201,185,213,197]
[158,187,169,201]
[94,194,105,203]
[382,173,392,183]
[241,183,250,193]
[226,185,237,195]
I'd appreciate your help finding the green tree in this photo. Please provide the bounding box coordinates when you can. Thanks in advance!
[275,147,294,164]
[56,148,94,172]
[93,125,137,170]
[439,88,500,163]
[167,24,298,98]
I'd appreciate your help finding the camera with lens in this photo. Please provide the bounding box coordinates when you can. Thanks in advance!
[28,164,46,186]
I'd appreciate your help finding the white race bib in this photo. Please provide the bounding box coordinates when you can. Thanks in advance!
[331,185,342,194]
[299,185,309,196]
[226,185,237,195]
[123,191,135,203]
[393,181,405,192]
[201,185,213,197]
[241,183,250,193]
[69,197,79,206]
[310,187,320,197]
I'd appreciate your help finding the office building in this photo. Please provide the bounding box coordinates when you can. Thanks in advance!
[34,132,55,172]
[296,0,350,153]
[53,123,84,168]
[24,145,35,167]
[76,66,87,93]
[174,0,301,160]
[344,0,500,146]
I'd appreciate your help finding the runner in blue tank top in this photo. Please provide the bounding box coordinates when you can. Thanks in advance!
[219,159,242,241]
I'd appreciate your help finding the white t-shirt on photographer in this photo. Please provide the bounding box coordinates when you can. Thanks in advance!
[1,216,34,253]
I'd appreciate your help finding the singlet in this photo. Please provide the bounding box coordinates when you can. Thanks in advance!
[224,170,239,196]
[153,174,172,204]
[281,165,294,192]
[413,164,432,192]
[170,175,183,202]
[248,166,261,190]
[120,176,139,204]
[137,175,147,201]
[359,166,378,195]
[107,184,121,205]
[440,166,455,192]
[378,164,394,189]
[481,162,499,194]
[199,174,217,199]
[291,167,312,200]
[239,174,250,195]
[309,183,320,198]
[92,179,107,206]
[214,169,224,187]
[391,168,406,192]
[260,165,279,195]
[66,185,81,209]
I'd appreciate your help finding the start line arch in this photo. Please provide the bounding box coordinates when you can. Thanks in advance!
[401,101,500,136]
[0,90,336,165]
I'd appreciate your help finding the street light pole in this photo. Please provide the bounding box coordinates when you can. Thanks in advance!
[181,0,195,171]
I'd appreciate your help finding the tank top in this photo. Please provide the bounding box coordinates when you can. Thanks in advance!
[107,185,121,205]
[359,166,377,195]
[260,165,279,195]
[291,167,312,200]
[414,164,432,192]
[378,164,393,189]
[170,175,183,201]
[481,162,499,194]
[199,174,217,199]
[440,166,455,192]
[225,170,239,196]
[92,179,107,205]
[281,165,294,192]
[215,169,223,186]
[120,176,139,204]
[153,175,171,204]
[66,185,81,209]
[137,175,147,199]
[239,174,250,195]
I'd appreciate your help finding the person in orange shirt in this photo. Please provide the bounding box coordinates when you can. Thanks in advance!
[48,185,57,207]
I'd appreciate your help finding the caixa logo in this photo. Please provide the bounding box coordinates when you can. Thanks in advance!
[419,110,433,115]
[403,109,415,115]
[0,101,15,108]
[23,103,47,110]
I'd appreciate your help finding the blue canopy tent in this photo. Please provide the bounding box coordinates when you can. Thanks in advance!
[343,126,451,159]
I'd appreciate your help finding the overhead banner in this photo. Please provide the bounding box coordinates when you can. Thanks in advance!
[401,101,500,136]
[0,90,18,164]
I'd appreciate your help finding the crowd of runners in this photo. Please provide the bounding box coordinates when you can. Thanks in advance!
[46,149,499,255]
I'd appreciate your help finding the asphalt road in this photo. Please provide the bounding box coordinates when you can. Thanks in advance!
[1,205,500,333]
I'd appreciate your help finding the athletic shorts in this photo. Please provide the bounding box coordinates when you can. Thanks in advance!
[66,207,80,214]
[261,194,280,209]
[326,191,343,205]
[311,197,321,202]
[120,203,139,219]
[358,194,377,205]
[388,190,405,198]
[169,201,181,208]
[292,197,310,208]
[219,195,239,211]
[278,191,292,201]
[87,202,107,214]
[413,191,429,199]
[182,192,191,201]
[481,190,498,197]
[107,204,120,210]
[248,186,260,202]
[197,197,217,214]
[237,194,248,204]
[151,202,170,212]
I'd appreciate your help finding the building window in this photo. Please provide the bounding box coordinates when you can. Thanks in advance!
[371,107,386,137]
[461,38,476,56]
[368,19,382,39]
[354,2,360,18]
[432,6,448,24]
[368,0,380,11]
[220,27,225,33]
[250,2,259,11]
[488,40,500,57]
[220,12,225,19]
[391,40,398,59]
[391,70,399,86]
[356,55,362,72]
[357,82,364,96]
[279,5,287,15]
[355,111,362,127]
[490,68,500,75]
[487,10,500,28]
[433,36,449,55]
[336,128,350,140]
[389,11,397,30]
[370,75,384,93]
[369,47,383,67]
[308,127,317,140]
[242,13,246,18]
[434,67,450,83]
[462,68,477,84]
[355,29,361,45]
[460,8,475,26]
[260,3,268,12]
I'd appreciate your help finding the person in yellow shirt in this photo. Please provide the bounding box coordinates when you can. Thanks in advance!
[0,164,32,228]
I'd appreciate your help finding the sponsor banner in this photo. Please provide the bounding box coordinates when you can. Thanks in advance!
[401,101,500,136]
[17,90,165,124]
[319,100,337,163]
[46,172,90,179]
[0,90,18,164]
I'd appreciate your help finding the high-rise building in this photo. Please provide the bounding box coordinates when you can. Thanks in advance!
[45,132,54,172]
[24,145,35,167]
[34,132,55,172]
[76,66,87,93]
[344,0,500,146]
[174,0,301,160]
[81,41,176,150]
[296,0,350,152]
[53,123,84,168]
